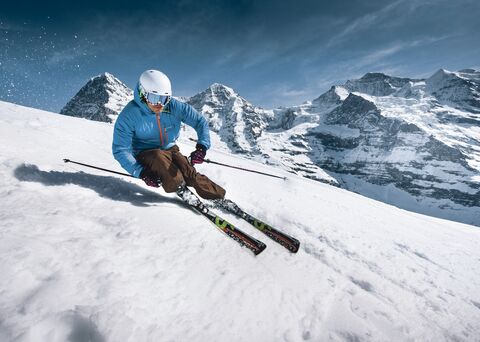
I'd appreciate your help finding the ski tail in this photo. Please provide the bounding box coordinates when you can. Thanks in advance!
[176,186,266,255]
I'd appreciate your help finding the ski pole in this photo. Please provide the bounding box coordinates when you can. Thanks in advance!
[188,138,286,180]
[65,157,286,181]
[202,159,286,180]
[63,159,134,178]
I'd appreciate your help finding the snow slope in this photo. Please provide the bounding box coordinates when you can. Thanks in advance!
[1,100,480,342]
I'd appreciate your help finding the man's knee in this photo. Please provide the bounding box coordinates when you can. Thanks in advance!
[161,175,185,193]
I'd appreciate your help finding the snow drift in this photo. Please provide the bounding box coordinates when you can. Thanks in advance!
[1,100,480,341]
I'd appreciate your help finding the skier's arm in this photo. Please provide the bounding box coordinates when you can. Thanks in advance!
[112,112,143,178]
[177,101,211,149]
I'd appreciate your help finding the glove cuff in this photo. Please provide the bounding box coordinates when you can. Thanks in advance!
[196,144,207,152]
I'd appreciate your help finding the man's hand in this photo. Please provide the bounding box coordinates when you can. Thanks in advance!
[190,144,207,165]
[140,169,161,188]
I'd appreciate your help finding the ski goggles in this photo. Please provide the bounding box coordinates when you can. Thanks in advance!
[139,85,171,105]
[144,93,171,106]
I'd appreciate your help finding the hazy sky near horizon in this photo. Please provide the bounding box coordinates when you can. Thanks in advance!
[1,0,479,112]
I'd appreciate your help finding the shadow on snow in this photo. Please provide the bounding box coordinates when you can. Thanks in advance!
[13,163,180,207]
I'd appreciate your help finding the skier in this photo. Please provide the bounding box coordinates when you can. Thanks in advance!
[112,69,226,199]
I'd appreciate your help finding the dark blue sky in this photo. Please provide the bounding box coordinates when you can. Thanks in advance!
[1,0,479,112]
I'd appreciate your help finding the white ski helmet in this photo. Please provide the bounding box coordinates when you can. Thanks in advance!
[139,69,172,96]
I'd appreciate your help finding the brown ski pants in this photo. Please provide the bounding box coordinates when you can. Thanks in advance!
[136,145,226,199]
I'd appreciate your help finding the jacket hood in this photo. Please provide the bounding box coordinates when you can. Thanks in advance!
[133,82,154,115]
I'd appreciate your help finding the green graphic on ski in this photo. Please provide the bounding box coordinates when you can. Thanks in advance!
[212,199,300,253]
[176,187,266,255]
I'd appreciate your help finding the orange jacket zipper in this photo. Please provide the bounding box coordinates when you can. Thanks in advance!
[155,112,164,147]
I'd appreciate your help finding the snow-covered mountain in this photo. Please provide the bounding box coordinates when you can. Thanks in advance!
[1,100,480,342]
[185,70,480,226]
[60,72,133,123]
[187,83,273,154]
[344,72,422,97]
[60,69,480,226]
[426,68,480,113]
[313,92,478,203]
[257,69,480,226]
[185,70,480,204]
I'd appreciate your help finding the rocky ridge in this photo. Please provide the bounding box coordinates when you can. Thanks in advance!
[60,73,132,123]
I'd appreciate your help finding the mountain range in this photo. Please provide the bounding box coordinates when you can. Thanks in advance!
[59,69,480,226]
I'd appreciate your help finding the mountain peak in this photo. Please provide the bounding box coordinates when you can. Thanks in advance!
[207,83,236,96]
[360,72,390,80]
[98,71,114,78]
[191,83,242,107]
[431,68,450,77]
[325,92,380,125]
[60,73,133,123]
[187,83,272,153]
[344,72,418,96]
[426,68,480,112]
[90,72,124,86]
[312,85,349,108]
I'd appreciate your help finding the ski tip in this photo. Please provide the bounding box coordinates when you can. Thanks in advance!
[253,242,267,256]
[287,240,300,253]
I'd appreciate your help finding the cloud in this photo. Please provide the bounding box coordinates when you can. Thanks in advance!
[316,35,452,76]
[355,36,452,69]
[47,49,84,66]
[45,38,101,67]
[327,0,406,47]
[247,82,315,108]
[356,44,406,67]
[211,28,281,70]
[280,34,456,107]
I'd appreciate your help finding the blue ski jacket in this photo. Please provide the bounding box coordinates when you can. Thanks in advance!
[112,83,211,178]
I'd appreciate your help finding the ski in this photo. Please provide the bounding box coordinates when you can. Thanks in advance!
[210,199,300,253]
[176,186,266,255]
